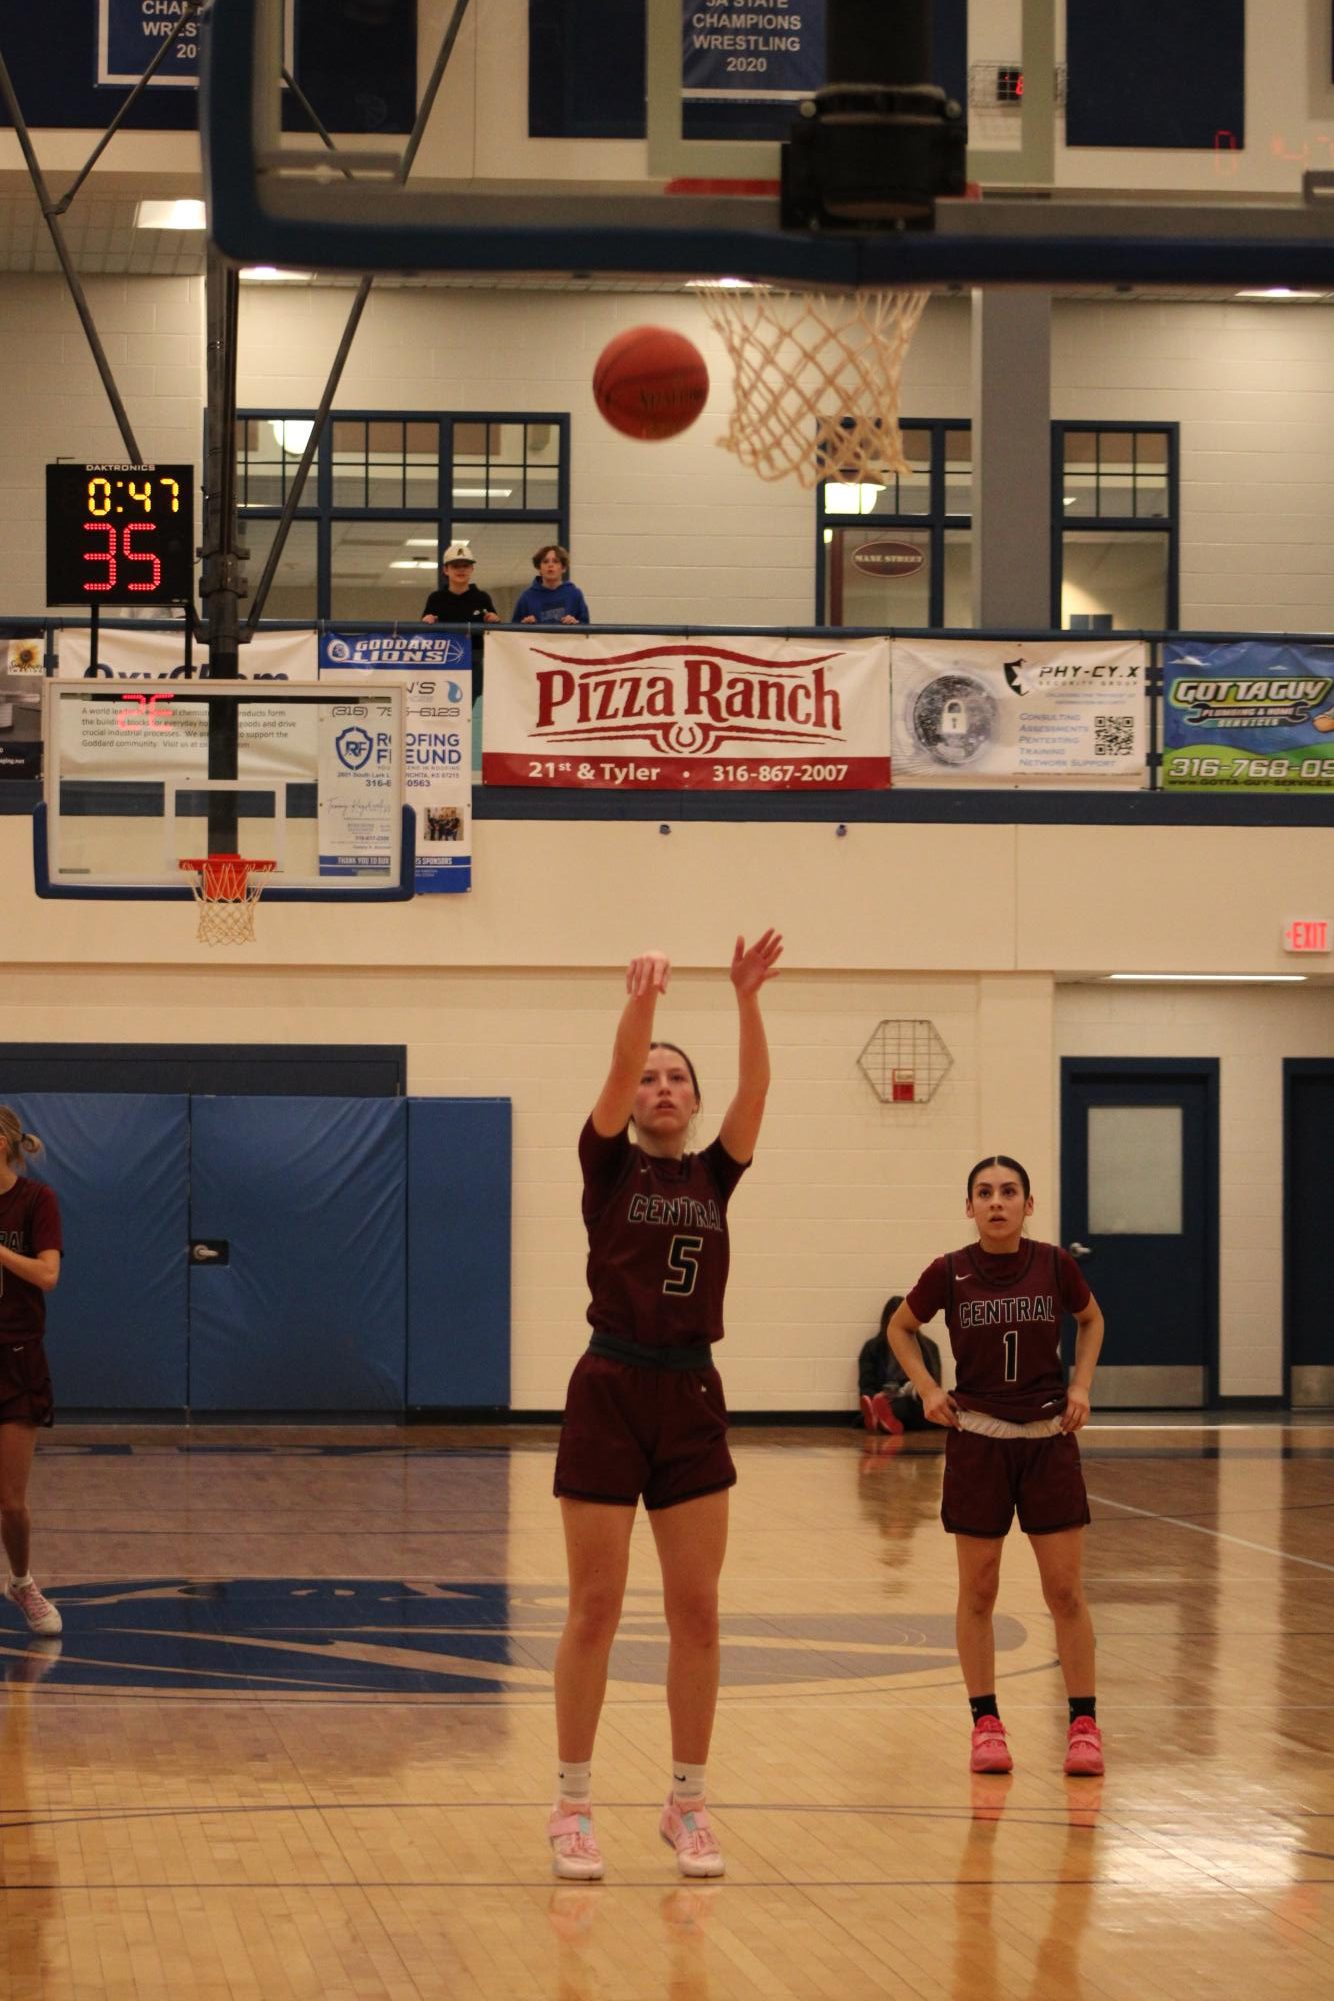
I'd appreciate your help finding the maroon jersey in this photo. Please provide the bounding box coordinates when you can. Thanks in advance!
[580,1118,749,1348]
[906,1238,1090,1424]
[0,1176,62,1342]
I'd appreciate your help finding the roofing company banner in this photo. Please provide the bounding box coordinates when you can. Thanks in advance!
[891,639,1148,787]
[1162,640,1334,791]
[482,630,890,790]
[318,634,472,893]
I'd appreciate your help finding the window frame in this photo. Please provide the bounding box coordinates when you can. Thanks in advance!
[817,417,1180,632]
[233,408,571,622]
[816,419,970,627]
[1051,420,1179,631]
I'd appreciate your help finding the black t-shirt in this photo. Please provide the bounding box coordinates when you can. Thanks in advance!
[420,584,496,622]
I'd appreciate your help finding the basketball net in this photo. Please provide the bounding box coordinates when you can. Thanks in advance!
[699,286,928,487]
[180,855,276,947]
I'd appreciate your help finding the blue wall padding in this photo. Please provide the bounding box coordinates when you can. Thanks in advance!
[406,1099,512,1407]
[187,1097,407,1411]
[8,1093,189,1408]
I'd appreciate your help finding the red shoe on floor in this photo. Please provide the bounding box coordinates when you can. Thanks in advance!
[969,1716,1013,1774]
[1064,1717,1104,1777]
[868,1393,904,1435]
[860,1394,878,1431]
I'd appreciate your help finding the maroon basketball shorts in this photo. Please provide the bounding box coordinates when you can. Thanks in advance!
[941,1426,1089,1539]
[0,1338,55,1428]
[554,1350,736,1511]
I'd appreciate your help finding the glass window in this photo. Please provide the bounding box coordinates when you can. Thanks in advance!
[332,419,368,508]
[237,408,568,620]
[1088,1106,1183,1234]
[240,519,318,622]
[824,525,932,626]
[1061,531,1169,629]
[330,520,440,622]
[943,428,971,516]
[942,529,974,628]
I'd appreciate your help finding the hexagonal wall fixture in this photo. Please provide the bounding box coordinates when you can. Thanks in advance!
[857,1020,953,1105]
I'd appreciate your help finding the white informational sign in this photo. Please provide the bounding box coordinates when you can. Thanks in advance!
[891,639,1149,787]
[484,630,890,790]
[57,626,317,681]
[315,695,400,877]
[317,658,472,893]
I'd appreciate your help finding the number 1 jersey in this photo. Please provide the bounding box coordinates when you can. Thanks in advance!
[906,1239,1090,1424]
[580,1118,749,1348]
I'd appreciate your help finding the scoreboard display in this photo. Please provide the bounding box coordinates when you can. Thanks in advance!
[45,463,195,607]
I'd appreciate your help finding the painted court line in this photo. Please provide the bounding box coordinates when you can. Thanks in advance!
[1087,1490,1334,1573]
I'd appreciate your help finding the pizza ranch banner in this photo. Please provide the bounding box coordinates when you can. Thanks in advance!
[483,631,890,790]
[891,638,1148,787]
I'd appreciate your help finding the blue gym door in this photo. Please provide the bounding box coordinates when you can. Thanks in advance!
[1060,1059,1219,1408]
[1285,1061,1334,1409]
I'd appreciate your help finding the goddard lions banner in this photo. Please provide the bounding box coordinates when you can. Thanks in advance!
[891,639,1148,787]
[483,631,890,789]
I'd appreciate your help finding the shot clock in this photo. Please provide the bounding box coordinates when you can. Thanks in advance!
[46,463,195,607]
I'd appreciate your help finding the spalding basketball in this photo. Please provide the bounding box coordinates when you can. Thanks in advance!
[593,326,709,441]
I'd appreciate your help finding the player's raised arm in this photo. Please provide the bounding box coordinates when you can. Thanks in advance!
[589,951,671,1138]
[718,929,783,1165]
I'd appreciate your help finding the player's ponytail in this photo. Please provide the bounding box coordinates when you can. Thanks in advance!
[0,1106,40,1169]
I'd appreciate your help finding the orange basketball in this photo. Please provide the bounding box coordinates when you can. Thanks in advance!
[593,325,709,441]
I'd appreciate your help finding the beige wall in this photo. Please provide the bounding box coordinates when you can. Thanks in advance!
[5,812,1331,1408]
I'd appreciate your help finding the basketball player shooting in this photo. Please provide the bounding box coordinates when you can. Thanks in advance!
[547,928,783,1882]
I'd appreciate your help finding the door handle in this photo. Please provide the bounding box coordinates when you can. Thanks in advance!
[1067,1241,1092,1259]
[190,1240,230,1264]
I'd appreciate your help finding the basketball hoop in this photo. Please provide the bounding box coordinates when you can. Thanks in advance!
[699,285,929,487]
[179,854,276,946]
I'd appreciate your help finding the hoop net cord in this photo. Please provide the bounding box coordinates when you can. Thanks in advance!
[700,287,929,487]
[180,855,276,947]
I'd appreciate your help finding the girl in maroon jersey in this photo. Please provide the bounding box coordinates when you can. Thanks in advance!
[0,1109,63,1639]
[548,930,783,1882]
[887,1155,1105,1778]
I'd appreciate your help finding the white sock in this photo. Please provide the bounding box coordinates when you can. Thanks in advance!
[557,1759,592,1804]
[671,1761,707,1802]
[9,1574,33,1590]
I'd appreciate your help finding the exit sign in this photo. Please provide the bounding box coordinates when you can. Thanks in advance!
[1283,919,1330,953]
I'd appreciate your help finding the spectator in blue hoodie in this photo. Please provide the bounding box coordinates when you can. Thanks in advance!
[514,544,590,626]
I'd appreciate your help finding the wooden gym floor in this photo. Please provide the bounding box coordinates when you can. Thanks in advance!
[0,1417,1331,2000]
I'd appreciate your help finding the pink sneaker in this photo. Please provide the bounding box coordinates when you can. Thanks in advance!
[969,1716,1013,1774]
[547,1804,604,1880]
[6,1579,61,1637]
[1064,1717,1104,1777]
[659,1796,725,1878]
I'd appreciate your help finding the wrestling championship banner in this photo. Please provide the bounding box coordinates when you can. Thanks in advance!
[1162,640,1334,791]
[318,632,473,893]
[483,630,890,790]
[891,639,1148,787]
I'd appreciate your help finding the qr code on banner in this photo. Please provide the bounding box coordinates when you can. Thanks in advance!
[1093,715,1134,758]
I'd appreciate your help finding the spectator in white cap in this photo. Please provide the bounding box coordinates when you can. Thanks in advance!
[420,541,500,629]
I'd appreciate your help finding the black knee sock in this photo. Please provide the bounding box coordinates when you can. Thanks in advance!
[969,1694,1000,1723]
[1068,1696,1097,1724]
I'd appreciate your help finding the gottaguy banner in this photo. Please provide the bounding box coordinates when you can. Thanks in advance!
[483,630,890,789]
